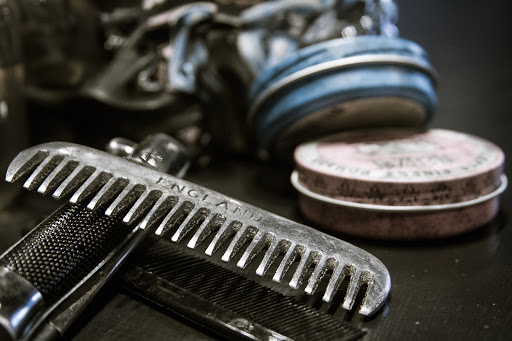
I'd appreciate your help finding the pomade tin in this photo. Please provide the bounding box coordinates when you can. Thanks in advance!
[292,128,507,239]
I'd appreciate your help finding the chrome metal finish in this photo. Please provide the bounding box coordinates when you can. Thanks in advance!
[6,141,391,316]
[0,266,44,341]
[106,138,137,158]
[108,135,190,178]
[126,134,190,178]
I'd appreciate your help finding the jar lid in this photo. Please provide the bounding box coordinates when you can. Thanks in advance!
[292,128,506,239]
[247,36,437,156]
[294,128,504,206]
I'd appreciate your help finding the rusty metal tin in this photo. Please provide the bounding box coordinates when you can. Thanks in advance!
[292,128,507,240]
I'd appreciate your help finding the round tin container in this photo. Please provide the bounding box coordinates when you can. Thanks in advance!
[292,128,507,240]
[247,36,438,156]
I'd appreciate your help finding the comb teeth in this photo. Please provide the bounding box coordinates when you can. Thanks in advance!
[236,231,273,269]
[186,213,220,249]
[53,165,96,199]
[171,207,208,243]
[87,177,129,210]
[323,263,347,303]
[69,170,112,204]
[6,142,391,316]
[305,256,329,295]
[105,183,145,217]
[255,239,284,276]
[6,150,49,183]
[273,243,302,283]
[205,220,241,257]
[342,269,364,311]
[38,158,79,195]
[23,155,63,191]
[122,190,161,224]
[154,200,185,236]
[221,225,258,263]
[138,195,177,230]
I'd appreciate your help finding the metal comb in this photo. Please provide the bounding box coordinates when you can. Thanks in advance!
[5,141,391,317]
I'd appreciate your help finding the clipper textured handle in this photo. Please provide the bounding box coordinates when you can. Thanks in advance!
[1,203,133,306]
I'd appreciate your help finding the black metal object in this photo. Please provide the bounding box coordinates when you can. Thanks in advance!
[0,203,139,341]
[0,135,190,340]
[1,203,133,306]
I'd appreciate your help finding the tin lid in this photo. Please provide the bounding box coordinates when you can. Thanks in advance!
[294,128,505,207]
[247,36,438,156]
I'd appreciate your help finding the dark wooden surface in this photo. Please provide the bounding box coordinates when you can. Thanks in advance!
[1,0,511,340]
